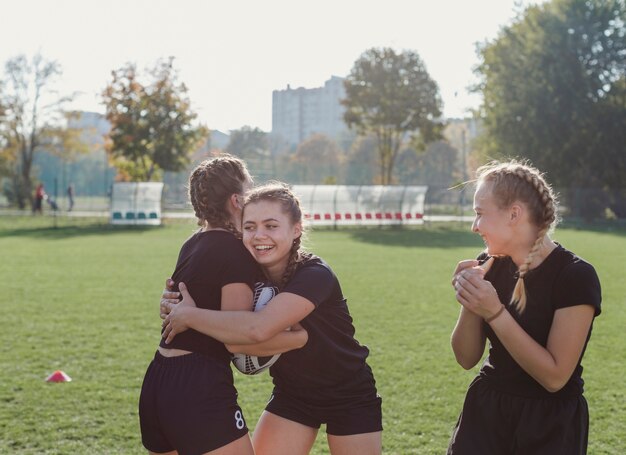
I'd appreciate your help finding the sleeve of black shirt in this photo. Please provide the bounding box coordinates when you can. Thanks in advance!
[282,262,335,308]
[216,236,258,290]
[553,260,602,316]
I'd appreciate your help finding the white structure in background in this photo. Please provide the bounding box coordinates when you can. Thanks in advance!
[110,182,164,225]
[292,185,428,226]
[272,76,347,146]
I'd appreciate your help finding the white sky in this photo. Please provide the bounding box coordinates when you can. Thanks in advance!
[1,0,543,133]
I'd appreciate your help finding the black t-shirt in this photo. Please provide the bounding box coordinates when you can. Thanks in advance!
[269,255,374,400]
[478,243,602,398]
[159,230,259,362]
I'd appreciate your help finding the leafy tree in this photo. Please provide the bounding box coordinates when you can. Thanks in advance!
[225,126,269,159]
[474,0,626,217]
[102,58,208,182]
[345,135,378,185]
[0,54,81,208]
[267,133,296,182]
[225,125,274,181]
[343,47,444,185]
[292,134,342,184]
[0,99,8,179]
[397,141,459,186]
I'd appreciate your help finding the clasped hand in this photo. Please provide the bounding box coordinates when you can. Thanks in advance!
[160,279,197,344]
[452,260,501,320]
[160,278,179,319]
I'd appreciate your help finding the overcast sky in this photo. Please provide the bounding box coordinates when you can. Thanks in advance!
[1,0,544,132]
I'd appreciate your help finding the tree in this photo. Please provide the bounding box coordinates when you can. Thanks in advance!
[225,126,268,159]
[396,141,459,186]
[345,135,377,185]
[102,58,208,182]
[474,0,626,217]
[0,54,79,208]
[292,134,342,183]
[225,126,273,181]
[0,97,8,179]
[343,47,444,185]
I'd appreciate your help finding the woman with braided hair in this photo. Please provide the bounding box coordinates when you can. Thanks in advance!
[448,160,601,454]
[161,182,383,455]
[139,157,308,455]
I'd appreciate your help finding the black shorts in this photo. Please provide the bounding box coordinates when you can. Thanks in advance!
[447,377,589,455]
[265,387,382,436]
[139,351,249,454]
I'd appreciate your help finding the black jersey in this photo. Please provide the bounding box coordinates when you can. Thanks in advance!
[159,230,259,361]
[269,255,373,398]
[478,243,601,398]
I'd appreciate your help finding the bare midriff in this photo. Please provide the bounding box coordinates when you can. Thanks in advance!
[157,346,193,357]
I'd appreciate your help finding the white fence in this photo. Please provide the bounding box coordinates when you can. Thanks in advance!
[107,183,427,227]
[292,185,428,226]
[110,182,164,225]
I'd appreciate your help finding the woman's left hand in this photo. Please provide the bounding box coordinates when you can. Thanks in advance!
[162,282,197,343]
[454,267,502,320]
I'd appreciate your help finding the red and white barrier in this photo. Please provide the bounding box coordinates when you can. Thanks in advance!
[292,185,427,226]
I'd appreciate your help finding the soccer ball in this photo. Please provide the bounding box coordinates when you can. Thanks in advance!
[231,283,281,375]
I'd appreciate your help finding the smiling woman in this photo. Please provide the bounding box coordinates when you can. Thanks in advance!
[138,156,307,455]
[448,160,602,455]
[242,198,302,283]
[162,182,383,455]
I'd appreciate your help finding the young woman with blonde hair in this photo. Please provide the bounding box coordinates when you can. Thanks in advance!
[448,160,601,454]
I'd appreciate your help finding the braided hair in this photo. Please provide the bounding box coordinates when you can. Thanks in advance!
[188,154,252,237]
[244,182,310,289]
[476,160,559,313]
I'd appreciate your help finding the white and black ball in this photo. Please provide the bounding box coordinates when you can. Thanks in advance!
[231,283,281,375]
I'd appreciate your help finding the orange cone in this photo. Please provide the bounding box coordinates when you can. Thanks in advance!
[46,370,72,382]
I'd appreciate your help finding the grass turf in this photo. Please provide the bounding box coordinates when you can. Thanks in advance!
[0,216,624,454]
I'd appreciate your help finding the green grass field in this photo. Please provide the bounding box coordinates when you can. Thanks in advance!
[1,216,624,454]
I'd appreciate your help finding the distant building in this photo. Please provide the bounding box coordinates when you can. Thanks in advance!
[68,111,110,141]
[271,76,348,146]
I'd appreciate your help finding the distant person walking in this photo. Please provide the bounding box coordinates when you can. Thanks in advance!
[67,184,75,211]
[33,183,46,214]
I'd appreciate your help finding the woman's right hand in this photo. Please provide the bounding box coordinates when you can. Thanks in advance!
[290,322,309,348]
[451,260,479,288]
[453,257,501,320]
[162,282,197,344]
[160,278,181,320]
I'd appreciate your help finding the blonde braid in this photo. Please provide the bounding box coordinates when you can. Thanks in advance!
[511,224,549,312]
[477,160,558,313]
[509,166,557,312]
